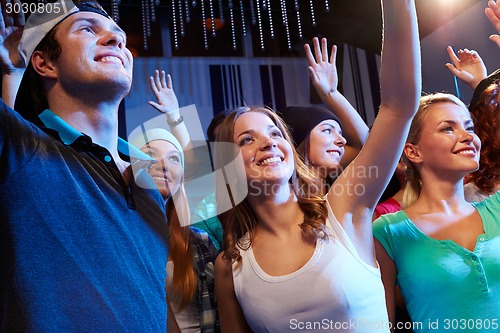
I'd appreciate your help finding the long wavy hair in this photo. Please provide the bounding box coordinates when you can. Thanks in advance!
[214,106,328,266]
[402,93,470,208]
[166,182,197,311]
[466,82,500,194]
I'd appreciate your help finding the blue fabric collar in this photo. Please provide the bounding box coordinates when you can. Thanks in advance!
[38,109,153,161]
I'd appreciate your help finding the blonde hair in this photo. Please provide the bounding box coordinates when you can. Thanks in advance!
[402,93,469,208]
[214,106,328,266]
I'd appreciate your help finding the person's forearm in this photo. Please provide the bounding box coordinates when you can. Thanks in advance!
[2,69,24,108]
[321,90,368,149]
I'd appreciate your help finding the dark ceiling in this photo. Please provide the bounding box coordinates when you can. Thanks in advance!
[99,0,482,57]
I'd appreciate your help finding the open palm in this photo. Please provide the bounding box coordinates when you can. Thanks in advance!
[304,37,339,96]
[0,1,25,73]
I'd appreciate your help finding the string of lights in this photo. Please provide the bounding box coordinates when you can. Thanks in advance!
[31,0,331,51]
[103,0,331,51]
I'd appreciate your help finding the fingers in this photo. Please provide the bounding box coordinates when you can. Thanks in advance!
[12,0,24,26]
[321,37,328,63]
[1,0,12,31]
[446,46,459,64]
[486,1,500,33]
[166,73,172,90]
[312,37,322,63]
[457,49,470,61]
[304,43,316,66]
[151,69,171,91]
[0,0,6,31]
[148,101,163,113]
[149,75,157,93]
[150,70,167,92]
[154,69,162,89]
[447,46,482,66]
[158,70,166,89]
[489,34,500,49]
[330,45,337,65]
[306,36,337,65]
[307,66,319,83]
[444,63,460,76]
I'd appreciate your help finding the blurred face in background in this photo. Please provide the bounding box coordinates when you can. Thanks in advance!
[307,119,346,177]
[141,140,183,200]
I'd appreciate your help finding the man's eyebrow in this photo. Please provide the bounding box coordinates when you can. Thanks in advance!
[71,17,127,40]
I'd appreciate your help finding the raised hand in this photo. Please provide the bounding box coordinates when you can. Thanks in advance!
[304,36,369,169]
[148,69,179,116]
[0,0,25,74]
[486,0,500,48]
[148,69,192,150]
[445,46,487,90]
[304,37,339,98]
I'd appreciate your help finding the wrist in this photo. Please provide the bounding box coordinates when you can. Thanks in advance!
[321,90,340,102]
[1,67,25,77]
[165,109,181,120]
[167,115,184,127]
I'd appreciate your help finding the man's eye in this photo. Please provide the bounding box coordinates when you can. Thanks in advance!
[81,26,95,34]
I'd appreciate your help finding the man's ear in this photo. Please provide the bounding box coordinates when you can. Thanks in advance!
[31,51,57,79]
[404,143,423,164]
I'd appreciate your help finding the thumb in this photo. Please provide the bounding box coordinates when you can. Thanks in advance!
[148,101,163,112]
[489,34,500,49]
[444,63,460,76]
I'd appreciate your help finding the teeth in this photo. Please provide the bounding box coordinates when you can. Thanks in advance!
[327,151,340,156]
[152,176,168,181]
[457,149,475,155]
[98,56,122,65]
[261,156,281,165]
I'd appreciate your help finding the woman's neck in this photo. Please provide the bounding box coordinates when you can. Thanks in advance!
[411,175,468,213]
[247,185,303,234]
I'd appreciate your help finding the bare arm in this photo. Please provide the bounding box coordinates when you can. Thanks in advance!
[215,254,252,333]
[328,0,421,263]
[149,70,192,151]
[305,37,369,168]
[445,46,487,90]
[375,239,397,332]
[167,299,181,333]
[486,0,500,48]
[0,0,25,108]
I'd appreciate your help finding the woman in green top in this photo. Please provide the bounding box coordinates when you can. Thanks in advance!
[373,93,500,332]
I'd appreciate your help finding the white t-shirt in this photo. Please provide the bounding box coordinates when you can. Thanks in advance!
[166,261,201,333]
[232,202,390,333]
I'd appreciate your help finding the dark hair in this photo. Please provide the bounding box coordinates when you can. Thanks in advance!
[28,0,108,113]
[207,110,231,142]
[466,81,500,194]
[28,28,62,113]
